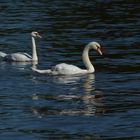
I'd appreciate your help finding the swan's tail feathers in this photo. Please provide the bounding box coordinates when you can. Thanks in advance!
[0,52,7,59]
[31,67,52,74]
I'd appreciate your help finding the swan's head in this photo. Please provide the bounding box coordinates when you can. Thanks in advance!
[31,31,42,38]
[88,41,102,55]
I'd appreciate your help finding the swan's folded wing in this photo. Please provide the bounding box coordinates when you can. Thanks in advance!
[53,63,85,75]
[22,53,32,59]
[4,53,32,62]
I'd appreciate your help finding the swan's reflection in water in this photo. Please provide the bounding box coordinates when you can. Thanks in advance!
[31,74,105,117]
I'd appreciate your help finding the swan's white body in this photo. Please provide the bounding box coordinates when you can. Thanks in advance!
[33,63,88,75]
[3,53,32,61]
[32,42,102,75]
[0,32,41,62]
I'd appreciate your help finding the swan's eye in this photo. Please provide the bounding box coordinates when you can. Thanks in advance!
[96,45,102,55]
[96,45,100,50]
[34,32,42,38]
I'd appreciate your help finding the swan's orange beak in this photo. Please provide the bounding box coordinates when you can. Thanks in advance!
[97,48,103,55]
[37,34,42,38]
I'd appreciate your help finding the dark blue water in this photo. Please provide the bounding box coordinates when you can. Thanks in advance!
[0,1,140,139]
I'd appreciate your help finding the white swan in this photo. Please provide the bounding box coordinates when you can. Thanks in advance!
[32,41,102,75]
[0,31,41,62]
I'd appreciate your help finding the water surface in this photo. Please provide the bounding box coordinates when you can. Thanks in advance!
[0,0,140,139]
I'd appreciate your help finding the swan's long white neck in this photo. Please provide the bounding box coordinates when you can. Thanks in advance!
[82,45,95,73]
[32,36,38,61]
